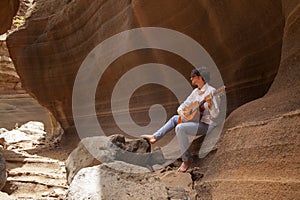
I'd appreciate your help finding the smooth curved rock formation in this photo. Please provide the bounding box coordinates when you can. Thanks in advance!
[0,0,20,34]
[0,0,57,133]
[7,0,284,136]
[196,1,300,199]
[0,39,55,133]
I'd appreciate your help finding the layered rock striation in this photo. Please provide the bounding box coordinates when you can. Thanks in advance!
[196,1,300,199]
[7,0,284,136]
[0,0,56,132]
[0,39,24,95]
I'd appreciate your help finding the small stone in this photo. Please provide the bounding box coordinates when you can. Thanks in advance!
[41,192,50,197]
[53,188,66,196]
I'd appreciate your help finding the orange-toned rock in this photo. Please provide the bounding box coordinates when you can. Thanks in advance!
[196,1,300,199]
[7,0,284,137]
[0,30,54,133]
[0,0,20,34]
[0,39,25,95]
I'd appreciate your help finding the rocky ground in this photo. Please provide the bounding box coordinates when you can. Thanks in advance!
[0,121,215,200]
[0,106,299,200]
[0,122,203,200]
[0,122,70,199]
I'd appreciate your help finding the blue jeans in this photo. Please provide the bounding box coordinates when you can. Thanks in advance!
[153,115,212,162]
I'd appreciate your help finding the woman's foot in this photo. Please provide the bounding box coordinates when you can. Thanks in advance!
[140,134,156,144]
[177,161,191,172]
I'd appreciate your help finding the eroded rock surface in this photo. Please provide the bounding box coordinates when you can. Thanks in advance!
[0,0,20,34]
[0,40,24,95]
[67,164,167,200]
[7,0,284,135]
[1,121,68,199]
[195,1,300,199]
[0,0,58,133]
[66,134,166,184]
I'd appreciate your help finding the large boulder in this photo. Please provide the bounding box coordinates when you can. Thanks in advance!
[67,163,168,200]
[65,136,117,184]
[65,135,158,184]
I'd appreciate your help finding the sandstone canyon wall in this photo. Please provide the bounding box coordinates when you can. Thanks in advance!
[195,1,300,199]
[7,0,284,137]
[0,0,56,133]
[0,39,24,95]
[0,0,20,34]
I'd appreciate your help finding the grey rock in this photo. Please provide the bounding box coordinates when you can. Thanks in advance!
[0,191,12,200]
[67,163,168,200]
[65,135,157,183]
[65,136,116,184]
[0,154,7,190]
